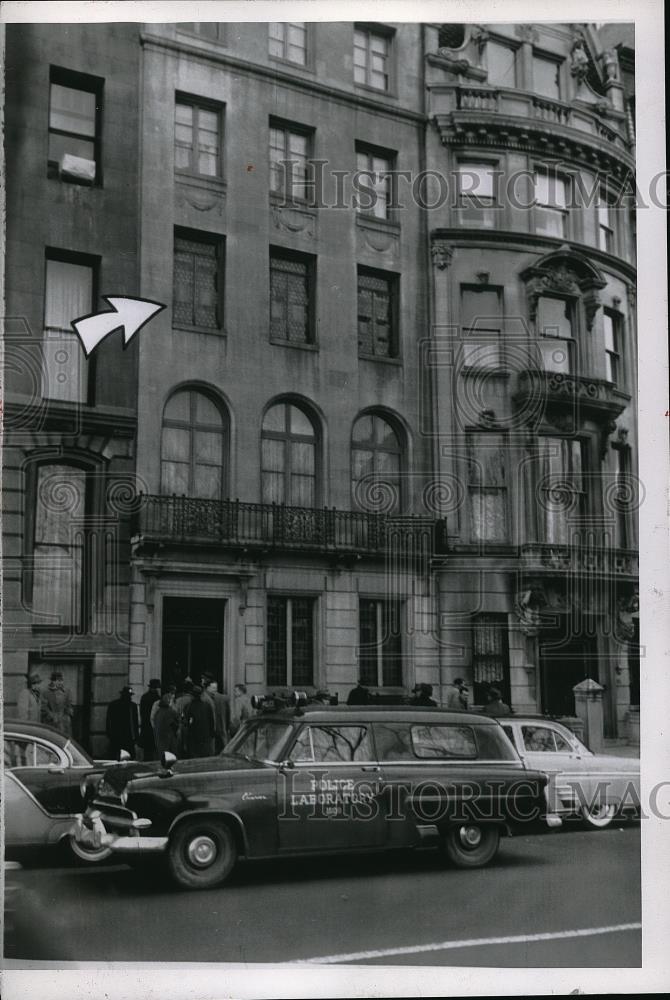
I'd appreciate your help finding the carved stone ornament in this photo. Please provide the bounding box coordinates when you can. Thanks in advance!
[514,588,546,637]
[522,249,606,330]
[615,589,639,641]
[271,205,315,238]
[600,49,619,82]
[435,51,473,76]
[526,269,580,324]
[570,41,590,82]
[515,25,539,43]
[582,288,602,331]
[431,240,454,270]
[617,426,629,444]
[470,26,488,55]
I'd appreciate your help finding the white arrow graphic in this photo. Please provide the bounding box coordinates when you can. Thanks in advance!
[71,296,165,357]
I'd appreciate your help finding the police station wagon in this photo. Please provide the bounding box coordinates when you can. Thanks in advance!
[71,700,555,890]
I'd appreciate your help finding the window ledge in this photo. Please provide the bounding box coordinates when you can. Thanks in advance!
[355,213,401,232]
[269,338,319,352]
[354,82,398,100]
[358,353,402,366]
[172,324,226,337]
[268,55,314,74]
[269,192,317,213]
[175,173,227,192]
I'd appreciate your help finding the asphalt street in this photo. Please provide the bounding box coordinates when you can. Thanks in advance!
[5,823,640,967]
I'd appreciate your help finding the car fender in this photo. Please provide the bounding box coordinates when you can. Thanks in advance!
[167,807,250,856]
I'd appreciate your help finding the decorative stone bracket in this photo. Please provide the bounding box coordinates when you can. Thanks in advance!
[521,246,607,331]
[431,239,454,270]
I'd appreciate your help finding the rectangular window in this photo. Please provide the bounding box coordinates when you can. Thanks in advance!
[456,161,498,228]
[534,171,568,237]
[177,23,224,42]
[42,254,94,402]
[32,465,86,628]
[598,191,616,253]
[48,69,102,184]
[270,250,314,344]
[537,295,573,373]
[472,614,511,707]
[266,596,314,688]
[175,98,222,177]
[357,268,398,358]
[358,599,402,687]
[539,437,587,544]
[173,233,222,330]
[603,309,622,385]
[460,286,503,368]
[354,26,392,91]
[533,53,561,100]
[355,146,394,220]
[467,433,508,542]
[269,122,312,202]
[268,22,307,64]
[485,40,517,87]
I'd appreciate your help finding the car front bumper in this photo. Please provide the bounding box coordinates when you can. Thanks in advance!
[71,810,168,853]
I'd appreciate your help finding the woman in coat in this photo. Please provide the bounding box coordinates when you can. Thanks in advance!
[152,694,179,756]
[43,672,74,736]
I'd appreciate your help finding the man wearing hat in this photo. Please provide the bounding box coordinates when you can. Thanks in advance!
[410,683,437,707]
[106,686,140,760]
[17,671,43,722]
[139,679,162,761]
[43,671,74,736]
[444,677,469,711]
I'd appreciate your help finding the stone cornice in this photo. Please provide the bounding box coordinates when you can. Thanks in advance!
[433,111,634,180]
[429,230,637,284]
[2,399,137,440]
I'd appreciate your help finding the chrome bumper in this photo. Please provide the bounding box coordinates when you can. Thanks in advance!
[71,811,168,853]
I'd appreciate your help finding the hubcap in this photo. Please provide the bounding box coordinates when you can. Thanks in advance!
[459,825,482,848]
[187,834,218,868]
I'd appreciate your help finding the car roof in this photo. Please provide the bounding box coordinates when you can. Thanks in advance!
[3,718,72,748]
[256,705,501,725]
[499,715,574,724]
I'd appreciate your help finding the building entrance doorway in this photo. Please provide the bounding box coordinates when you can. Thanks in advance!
[162,597,225,691]
[539,624,598,718]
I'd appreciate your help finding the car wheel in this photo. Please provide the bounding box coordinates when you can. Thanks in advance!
[167,818,236,890]
[66,834,113,865]
[581,803,616,829]
[443,824,500,868]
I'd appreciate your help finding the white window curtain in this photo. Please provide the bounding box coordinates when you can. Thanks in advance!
[42,259,91,402]
[32,465,86,625]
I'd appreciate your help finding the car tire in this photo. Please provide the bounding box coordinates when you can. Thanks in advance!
[443,824,500,868]
[581,803,616,829]
[66,834,113,865]
[167,818,237,890]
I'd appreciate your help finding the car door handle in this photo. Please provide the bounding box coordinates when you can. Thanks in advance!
[361,765,380,772]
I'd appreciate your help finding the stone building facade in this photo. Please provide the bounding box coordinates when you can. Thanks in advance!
[3,20,638,753]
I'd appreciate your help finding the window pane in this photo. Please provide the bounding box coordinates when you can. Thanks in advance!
[42,258,92,402]
[35,466,86,544]
[291,598,314,686]
[193,463,221,499]
[267,597,287,686]
[195,393,221,426]
[522,726,557,752]
[162,426,190,462]
[50,84,96,137]
[161,460,190,496]
[352,415,374,444]
[289,405,314,437]
[461,288,501,330]
[539,339,570,373]
[263,404,286,433]
[195,430,222,463]
[538,296,572,338]
[486,41,516,87]
[48,132,95,165]
[262,438,285,473]
[458,163,496,200]
[358,599,379,687]
[471,490,506,541]
[303,726,371,763]
[533,56,561,99]
[164,390,190,422]
[411,725,477,759]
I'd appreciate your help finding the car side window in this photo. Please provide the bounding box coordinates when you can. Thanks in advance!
[373,723,415,761]
[289,725,372,763]
[4,738,34,767]
[552,730,573,753]
[522,726,556,752]
[411,725,477,759]
[501,725,515,745]
[34,742,61,766]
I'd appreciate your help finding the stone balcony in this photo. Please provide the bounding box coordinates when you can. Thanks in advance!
[514,369,631,426]
[429,83,633,176]
[520,543,638,579]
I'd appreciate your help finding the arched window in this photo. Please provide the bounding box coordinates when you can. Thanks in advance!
[161,388,226,499]
[261,401,317,506]
[351,413,402,513]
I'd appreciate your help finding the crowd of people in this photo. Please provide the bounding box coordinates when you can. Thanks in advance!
[16,667,511,761]
[104,677,254,761]
[346,677,512,716]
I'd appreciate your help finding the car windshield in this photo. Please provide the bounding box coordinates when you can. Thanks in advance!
[223,720,294,762]
[64,738,95,767]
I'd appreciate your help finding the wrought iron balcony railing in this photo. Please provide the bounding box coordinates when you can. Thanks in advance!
[131,494,449,558]
[521,543,638,578]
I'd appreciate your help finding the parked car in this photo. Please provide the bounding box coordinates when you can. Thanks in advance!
[4,719,115,862]
[498,716,640,829]
[71,700,557,890]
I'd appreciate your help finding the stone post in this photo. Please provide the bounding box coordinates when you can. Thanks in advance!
[573,678,605,752]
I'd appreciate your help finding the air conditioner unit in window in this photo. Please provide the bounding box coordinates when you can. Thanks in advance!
[60,154,96,184]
